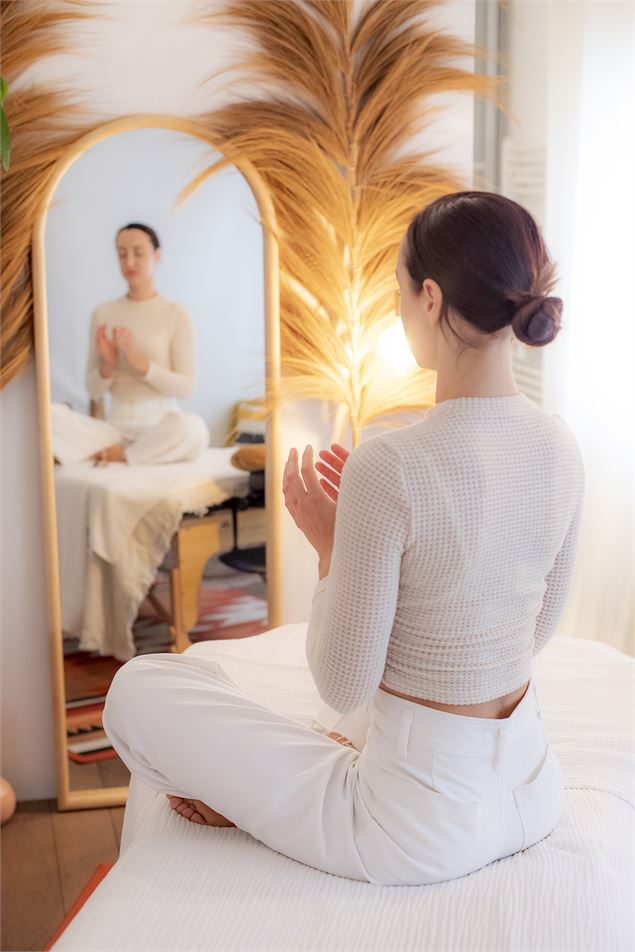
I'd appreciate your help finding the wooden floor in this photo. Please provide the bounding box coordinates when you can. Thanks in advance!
[2,797,125,952]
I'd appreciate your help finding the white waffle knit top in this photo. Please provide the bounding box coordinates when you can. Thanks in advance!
[306,392,585,711]
[85,294,196,417]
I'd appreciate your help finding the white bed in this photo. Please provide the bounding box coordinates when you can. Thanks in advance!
[55,447,253,660]
[51,631,634,952]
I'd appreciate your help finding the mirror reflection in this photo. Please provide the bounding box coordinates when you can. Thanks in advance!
[46,128,269,793]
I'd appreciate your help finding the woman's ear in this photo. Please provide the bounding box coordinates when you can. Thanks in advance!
[421,278,443,326]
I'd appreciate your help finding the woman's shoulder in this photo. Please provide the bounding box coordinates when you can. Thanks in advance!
[547,412,585,486]
[90,297,125,320]
[158,298,193,334]
[338,430,413,509]
[549,409,581,446]
[157,295,190,316]
[355,417,430,457]
[347,423,424,475]
[351,401,580,465]
[519,400,584,467]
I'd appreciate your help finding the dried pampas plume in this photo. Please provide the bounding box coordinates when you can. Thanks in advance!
[0,0,109,389]
[183,0,504,446]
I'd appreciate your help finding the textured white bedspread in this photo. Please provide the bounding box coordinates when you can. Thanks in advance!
[52,632,634,952]
[56,447,251,660]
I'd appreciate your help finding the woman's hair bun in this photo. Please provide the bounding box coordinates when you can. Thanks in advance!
[511,294,563,347]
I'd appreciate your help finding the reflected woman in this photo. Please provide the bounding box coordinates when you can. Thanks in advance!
[53,222,209,466]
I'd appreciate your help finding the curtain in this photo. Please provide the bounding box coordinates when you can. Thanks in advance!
[543,0,634,655]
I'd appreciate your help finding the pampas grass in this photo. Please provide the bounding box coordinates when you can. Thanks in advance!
[182,0,504,446]
[0,0,504,449]
[0,0,108,388]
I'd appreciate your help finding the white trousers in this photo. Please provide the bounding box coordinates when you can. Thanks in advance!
[101,645,565,887]
[51,402,209,466]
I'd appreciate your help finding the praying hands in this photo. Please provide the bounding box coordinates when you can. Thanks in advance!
[96,324,149,377]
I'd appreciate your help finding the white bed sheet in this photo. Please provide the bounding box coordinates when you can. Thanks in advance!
[51,632,634,952]
[55,447,252,660]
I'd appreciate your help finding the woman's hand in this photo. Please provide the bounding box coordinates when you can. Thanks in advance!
[113,326,149,375]
[327,730,355,748]
[283,442,350,563]
[96,324,118,377]
[314,442,350,500]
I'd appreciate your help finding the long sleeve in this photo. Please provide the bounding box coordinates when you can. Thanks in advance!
[532,470,585,656]
[142,306,196,400]
[85,308,115,399]
[306,436,411,713]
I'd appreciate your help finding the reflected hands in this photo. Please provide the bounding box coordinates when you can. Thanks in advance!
[96,324,118,377]
[113,326,149,376]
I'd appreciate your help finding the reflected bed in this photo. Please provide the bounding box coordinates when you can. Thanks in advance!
[54,446,266,660]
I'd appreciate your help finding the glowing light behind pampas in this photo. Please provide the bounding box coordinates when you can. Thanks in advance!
[184,0,503,446]
[377,321,419,378]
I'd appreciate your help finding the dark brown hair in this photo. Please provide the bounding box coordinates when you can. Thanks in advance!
[403,191,563,352]
[116,222,161,250]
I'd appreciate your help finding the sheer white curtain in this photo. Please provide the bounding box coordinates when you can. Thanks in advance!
[542,0,634,655]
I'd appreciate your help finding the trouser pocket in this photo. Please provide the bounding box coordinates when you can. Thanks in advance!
[512,742,565,850]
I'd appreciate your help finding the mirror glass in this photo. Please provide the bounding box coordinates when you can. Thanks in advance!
[45,127,269,794]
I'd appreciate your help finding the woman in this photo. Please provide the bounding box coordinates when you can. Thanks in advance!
[101,193,584,886]
[52,222,208,466]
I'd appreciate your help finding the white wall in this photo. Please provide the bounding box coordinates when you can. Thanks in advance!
[0,0,475,800]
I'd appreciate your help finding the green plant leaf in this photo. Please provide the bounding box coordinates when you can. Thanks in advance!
[0,76,7,104]
[1,108,11,171]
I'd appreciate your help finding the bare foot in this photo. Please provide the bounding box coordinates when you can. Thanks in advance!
[166,732,355,828]
[165,794,236,827]
[91,443,128,464]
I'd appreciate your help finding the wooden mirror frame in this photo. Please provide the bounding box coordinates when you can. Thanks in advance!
[31,114,282,811]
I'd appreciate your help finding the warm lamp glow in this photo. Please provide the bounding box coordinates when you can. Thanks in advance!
[377,321,418,376]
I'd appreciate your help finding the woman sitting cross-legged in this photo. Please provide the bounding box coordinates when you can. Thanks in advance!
[101,192,583,887]
[52,221,209,467]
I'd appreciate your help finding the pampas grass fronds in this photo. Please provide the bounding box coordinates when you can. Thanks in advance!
[183,0,504,446]
[0,0,108,388]
[0,0,504,449]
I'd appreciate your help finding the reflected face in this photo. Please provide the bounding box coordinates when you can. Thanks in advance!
[115,228,160,285]
[396,235,444,370]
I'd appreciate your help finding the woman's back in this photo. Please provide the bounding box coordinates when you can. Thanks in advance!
[306,392,585,713]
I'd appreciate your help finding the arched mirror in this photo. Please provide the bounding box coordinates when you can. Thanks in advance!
[32,116,281,811]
